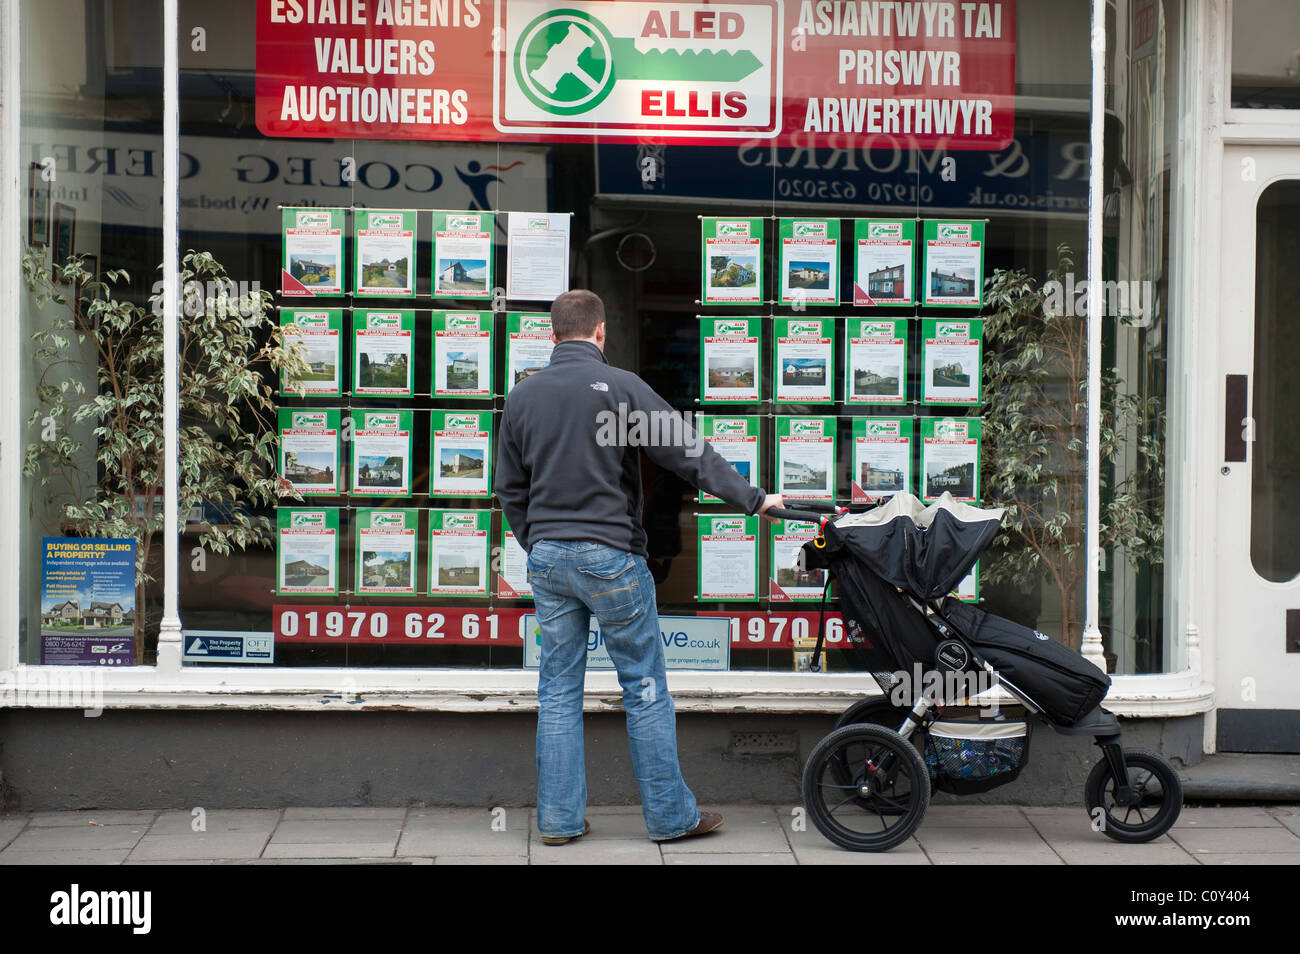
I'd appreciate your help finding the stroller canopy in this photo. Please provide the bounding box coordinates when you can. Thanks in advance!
[804,493,1004,599]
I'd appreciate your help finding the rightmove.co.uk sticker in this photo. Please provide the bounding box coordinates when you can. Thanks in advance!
[495,0,781,138]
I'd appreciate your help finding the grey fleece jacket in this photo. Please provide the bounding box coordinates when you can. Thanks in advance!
[494,339,766,556]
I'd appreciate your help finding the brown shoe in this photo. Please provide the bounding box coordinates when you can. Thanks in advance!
[541,819,590,846]
[651,811,724,842]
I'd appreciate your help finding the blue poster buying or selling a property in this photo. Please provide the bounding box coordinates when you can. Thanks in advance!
[39,537,136,665]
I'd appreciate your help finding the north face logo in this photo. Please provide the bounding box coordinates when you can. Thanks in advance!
[590,381,608,392]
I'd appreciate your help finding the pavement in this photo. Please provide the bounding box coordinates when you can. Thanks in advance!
[1,803,1298,864]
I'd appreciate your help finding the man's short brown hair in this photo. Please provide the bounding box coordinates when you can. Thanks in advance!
[550,289,605,341]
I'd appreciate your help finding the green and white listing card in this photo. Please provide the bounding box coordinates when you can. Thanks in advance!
[854,220,916,306]
[430,410,492,497]
[921,318,983,406]
[920,417,981,503]
[355,508,419,596]
[281,207,345,297]
[700,317,761,404]
[851,417,912,504]
[702,217,764,306]
[922,220,985,308]
[277,508,339,595]
[697,416,761,504]
[774,317,834,404]
[433,312,493,398]
[505,313,554,395]
[776,416,836,502]
[278,408,341,497]
[354,209,416,297]
[280,309,343,397]
[770,519,828,602]
[354,310,415,397]
[350,409,414,497]
[779,218,839,306]
[846,318,907,405]
[432,212,493,300]
[955,562,979,602]
[428,509,490,597]
[497,517,532,600]
[697,515,759,601]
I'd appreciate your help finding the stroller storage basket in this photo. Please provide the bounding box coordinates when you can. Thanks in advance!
[925,719,1031,795]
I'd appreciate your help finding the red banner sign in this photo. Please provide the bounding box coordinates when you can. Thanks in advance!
[256,0,1015,150]
[273,604,846,649]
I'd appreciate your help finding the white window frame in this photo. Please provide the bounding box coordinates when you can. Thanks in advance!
[0,0,1214,718]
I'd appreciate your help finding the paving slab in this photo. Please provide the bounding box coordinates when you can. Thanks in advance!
[1266,806,1300,836]
[269,819,404,845]
[664,852,796,865]
[530,839,663,865]
[149,809,281,836]
[404,807,531,831]
[0,849,132,865]
[128,832,273,862]
[1039,838,1197,865]
[27,810,159,828]
[1169,827,1300,854]
[398,826,529,856]
[434,855,528,865]
[4,823,147,852]
[921,805,1034,828]
[1193,852,1300,866]
[1174,807,1284,828]
[928,851,1064,865]
[281,807,407,821]
[659,808,788,853]
[0,817,28,851]
[262,842,399,859]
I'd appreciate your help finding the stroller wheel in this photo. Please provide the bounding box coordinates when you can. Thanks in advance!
[802,724,930,852]
[1084,748,1183,843]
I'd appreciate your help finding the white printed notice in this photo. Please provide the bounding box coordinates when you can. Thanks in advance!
[354,209,416,297]
[498,523,532,599]
[430,410,492,497]
[697,515,759,601]
[776,416,836,502]
[506,212,570,301]
[433,211,493,300]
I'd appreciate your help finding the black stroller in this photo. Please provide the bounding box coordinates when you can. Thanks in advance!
[768,493,1182,852]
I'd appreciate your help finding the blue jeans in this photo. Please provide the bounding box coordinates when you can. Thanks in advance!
[527,540,700,840]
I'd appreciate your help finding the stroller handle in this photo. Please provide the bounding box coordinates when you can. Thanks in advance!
[766,505,840,522]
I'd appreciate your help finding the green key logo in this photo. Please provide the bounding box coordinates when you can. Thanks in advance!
[515,9,617,116]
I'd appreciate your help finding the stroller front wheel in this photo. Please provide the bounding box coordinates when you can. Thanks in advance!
[1084,748,1183,843]
[802,724,930,852]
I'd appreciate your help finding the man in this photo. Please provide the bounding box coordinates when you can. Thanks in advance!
[495,289,782,845]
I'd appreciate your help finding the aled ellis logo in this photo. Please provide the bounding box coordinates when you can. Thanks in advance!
[50,884,151,934]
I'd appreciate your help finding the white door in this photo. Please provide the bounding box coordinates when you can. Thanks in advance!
[1215,143,1300,751]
